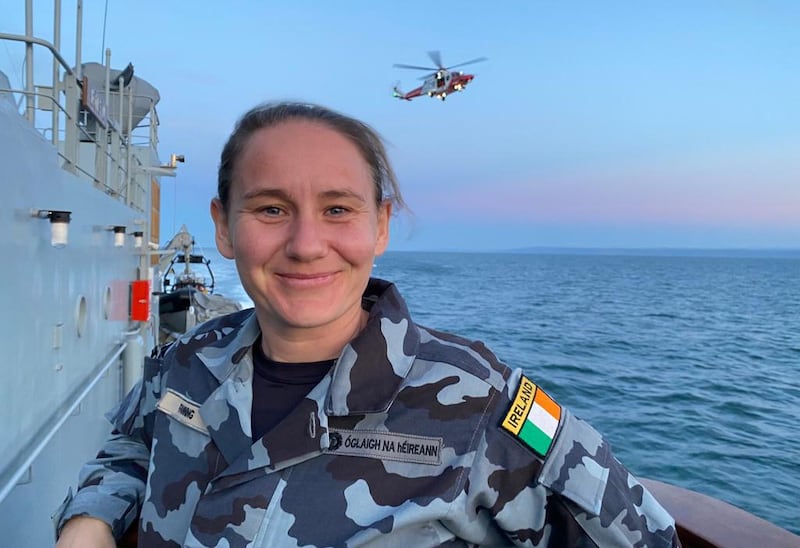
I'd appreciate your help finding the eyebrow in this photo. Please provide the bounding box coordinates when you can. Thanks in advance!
[240,188,290,202]
[240,187,368,203]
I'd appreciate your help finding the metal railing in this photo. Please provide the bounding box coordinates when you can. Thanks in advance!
[0,29,159,213]
[0,342,128,504]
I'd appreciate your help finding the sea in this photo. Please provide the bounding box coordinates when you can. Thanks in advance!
[203,246,800,534]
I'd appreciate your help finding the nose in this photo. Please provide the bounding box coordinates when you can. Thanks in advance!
[284,214,327,261]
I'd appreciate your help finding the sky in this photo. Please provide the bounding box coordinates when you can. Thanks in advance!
[3,0,799,251]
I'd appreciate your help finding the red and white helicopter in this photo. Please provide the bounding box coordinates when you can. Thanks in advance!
[392,51,487,101]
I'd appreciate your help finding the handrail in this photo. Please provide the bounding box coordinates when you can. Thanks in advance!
[0,32,75,76]
[2,24,166,249]
[0,83,145,211]
[0,81,158,214]
[0,342,128,505]
[641,478,800,547]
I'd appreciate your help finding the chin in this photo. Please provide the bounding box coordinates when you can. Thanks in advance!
[275,306,340,329]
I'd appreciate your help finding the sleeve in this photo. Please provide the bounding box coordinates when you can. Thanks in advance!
[468,370,681,547]
[53,348,169,541]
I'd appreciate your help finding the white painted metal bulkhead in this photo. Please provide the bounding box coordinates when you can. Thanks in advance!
[0,2,174,545]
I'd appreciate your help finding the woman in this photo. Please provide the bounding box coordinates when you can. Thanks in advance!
[56,102,679,547]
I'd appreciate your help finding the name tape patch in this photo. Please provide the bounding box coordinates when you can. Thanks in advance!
[501,376,561,458]
[326,428,443,466]
[157,388,208,434]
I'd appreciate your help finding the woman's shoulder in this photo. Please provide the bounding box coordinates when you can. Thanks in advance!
[163,308,255,357]
[151,308,257,391]
[412,323,513,392]
[185,307,255,339]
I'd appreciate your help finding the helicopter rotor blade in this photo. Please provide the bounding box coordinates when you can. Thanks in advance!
[427,50,444,69]
[445,57,488,70]
[393,63,439,71]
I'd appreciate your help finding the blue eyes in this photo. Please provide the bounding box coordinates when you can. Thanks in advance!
[255,206,350,217]
[261,206,283,216]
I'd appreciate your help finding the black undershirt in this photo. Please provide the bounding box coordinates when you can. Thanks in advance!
[250,336,335,441]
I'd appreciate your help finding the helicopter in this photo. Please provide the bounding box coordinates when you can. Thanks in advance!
[392,51,487,101]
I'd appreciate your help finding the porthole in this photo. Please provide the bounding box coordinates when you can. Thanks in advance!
[103,286,112,319]
[76,295,88,337]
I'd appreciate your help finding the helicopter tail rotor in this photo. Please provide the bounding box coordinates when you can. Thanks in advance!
[392,82,410,100]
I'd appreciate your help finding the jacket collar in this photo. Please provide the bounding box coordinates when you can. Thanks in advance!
[170,310,261,466]
[325,278,419,416]
[194,310,261,384]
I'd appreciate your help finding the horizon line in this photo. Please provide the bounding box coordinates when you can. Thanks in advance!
[383,246,800,256]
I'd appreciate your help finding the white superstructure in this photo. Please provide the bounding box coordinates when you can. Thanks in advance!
[0,2,177,544]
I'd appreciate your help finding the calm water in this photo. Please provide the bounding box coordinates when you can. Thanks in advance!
[205,248,800,534]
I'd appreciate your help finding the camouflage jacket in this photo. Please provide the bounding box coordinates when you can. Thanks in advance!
[56,278,679,547]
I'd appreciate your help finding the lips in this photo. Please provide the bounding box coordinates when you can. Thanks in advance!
[275,271,338,288]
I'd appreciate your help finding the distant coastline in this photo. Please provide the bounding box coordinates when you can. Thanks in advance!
[508,247,800,258]
[384,247,800,258]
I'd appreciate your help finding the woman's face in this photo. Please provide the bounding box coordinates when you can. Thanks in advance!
[211,119,390,335]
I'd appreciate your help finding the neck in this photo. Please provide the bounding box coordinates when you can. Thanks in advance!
[256,308,367,363]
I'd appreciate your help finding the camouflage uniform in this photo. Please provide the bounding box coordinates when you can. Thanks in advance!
[55,278,679,547]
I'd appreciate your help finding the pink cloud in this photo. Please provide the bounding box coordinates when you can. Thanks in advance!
[406,151,800,227]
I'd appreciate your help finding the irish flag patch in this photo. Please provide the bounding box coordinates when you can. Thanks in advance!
[501,376,561,458]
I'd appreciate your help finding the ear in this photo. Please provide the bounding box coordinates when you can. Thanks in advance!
[210,198,235,259]
[374,201,392,256]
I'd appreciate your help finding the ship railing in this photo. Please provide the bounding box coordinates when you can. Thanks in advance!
[0,30,159,214]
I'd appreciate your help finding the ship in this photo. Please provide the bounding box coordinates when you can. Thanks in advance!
[0,3,238,546]
[0,3,798,547]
